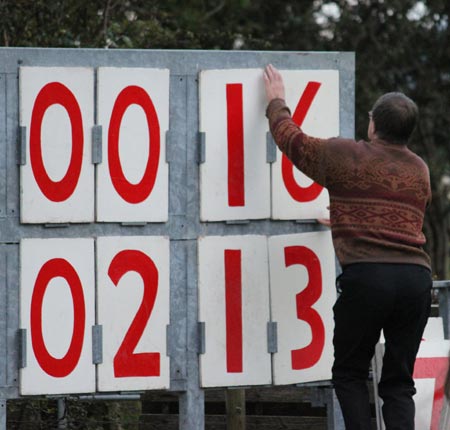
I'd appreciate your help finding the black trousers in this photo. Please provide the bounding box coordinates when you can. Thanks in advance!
[331,263,432,430]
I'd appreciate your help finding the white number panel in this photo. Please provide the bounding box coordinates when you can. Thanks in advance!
[269,231,336,385]
[413,340,450,430]
[96,68,169,222]
[20,238,95,395]
[271,70,339,220]
[199,69,271,221]
[198,235,271,387]
[96,236,170,391]
[19,67,95,223]
[376,319,449,430]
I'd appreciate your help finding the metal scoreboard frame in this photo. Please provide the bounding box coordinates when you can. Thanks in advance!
[0,48,355,429]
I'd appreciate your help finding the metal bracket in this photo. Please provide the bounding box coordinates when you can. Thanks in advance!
[267,321,278,353]
[225,219,250,225]
[120,221,147,227]
[92,325,103,364]
[310,385,327,407]
[18,328,27,368]
[266,132,277,163]
[197,132,206,164]
[197,322,206,354]
[295,219,317,224]
[44,223,69,228]
[17,126,27,165]
[91,125,102,164]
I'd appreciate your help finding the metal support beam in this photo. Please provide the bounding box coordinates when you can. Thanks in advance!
[179,240,204,430]
[0,399,6,430]
[57,398,67,429]
[435,281,450,338]
[326,388,345,430]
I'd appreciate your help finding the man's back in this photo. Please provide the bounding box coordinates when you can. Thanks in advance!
[323,136,431,268]
[266,98,431,268]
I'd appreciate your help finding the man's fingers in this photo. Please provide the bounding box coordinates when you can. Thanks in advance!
[266,64,275,80]
[317,218,331,227]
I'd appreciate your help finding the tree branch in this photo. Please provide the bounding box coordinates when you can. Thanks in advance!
[204,0,226,21]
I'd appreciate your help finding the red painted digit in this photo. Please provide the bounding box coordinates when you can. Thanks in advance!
[226,83,245,207]
[281,81,324,202]
[108,249,160,377]
[284,246,325,369]
[224,249,243,373]
[108,85,160,204]
[413,357,447,430]
[30,258,85,377]
[30,82,84,202]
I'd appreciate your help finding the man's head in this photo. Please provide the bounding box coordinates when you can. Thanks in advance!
[369,92,418,144]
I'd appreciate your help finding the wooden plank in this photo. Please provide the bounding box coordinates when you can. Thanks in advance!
[141,385,319,407]
[139,415,178,430]
[226,389,245,430]
[139,414,326,430]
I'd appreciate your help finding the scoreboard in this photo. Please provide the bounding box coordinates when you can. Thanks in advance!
[0,48,354,407]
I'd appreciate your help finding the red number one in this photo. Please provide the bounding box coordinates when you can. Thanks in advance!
[30,82,84,202]
[285,246,325,369]
[413,357,448,430]
[281,81,324,202]
[224,249,243,373]
[226,83,245,207]
[108,85,160,204]
[31,258,86,377]
[108,249,161,377]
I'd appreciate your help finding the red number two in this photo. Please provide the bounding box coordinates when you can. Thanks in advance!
[108,250,161,377]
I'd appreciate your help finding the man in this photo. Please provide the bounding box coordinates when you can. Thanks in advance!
[264,64,432,430]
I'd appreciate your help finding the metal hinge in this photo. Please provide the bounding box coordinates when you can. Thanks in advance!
[267,321,278,353]
[197,132,206,164]
[92,325,103,364]
[197,322,206,354]
[266,132,277,163]
[91,125,102,164]
[18,328,27,368]
[17,126,27,165]
[165,130,175,163]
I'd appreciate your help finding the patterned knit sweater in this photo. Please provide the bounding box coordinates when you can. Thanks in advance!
[267,98,431,269]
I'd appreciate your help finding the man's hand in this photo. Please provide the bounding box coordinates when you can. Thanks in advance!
[317,206,331,227]
[317,218,331,227]
[263,64,285,103]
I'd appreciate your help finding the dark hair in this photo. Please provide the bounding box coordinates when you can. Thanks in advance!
[371,92,418,144]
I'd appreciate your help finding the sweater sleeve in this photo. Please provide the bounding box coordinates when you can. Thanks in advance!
[266,98,329,187]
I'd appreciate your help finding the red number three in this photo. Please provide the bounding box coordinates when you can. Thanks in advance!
[285,246,325,370]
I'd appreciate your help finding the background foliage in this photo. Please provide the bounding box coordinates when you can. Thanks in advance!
[1,0,448,278]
